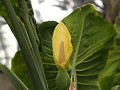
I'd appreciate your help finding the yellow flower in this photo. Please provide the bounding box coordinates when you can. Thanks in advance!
[52,22,73,69]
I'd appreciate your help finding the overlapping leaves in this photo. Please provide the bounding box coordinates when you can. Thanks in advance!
[39,4,116,90]
[6,3,116,90]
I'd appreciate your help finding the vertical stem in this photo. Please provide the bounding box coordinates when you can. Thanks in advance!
[71,68,77,90]
[1,0,48,90]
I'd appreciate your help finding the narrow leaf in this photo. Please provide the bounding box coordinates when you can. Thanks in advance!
[0,63,28,90]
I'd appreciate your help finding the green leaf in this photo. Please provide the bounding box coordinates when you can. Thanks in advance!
[99,15,120,90]
[10,21,58,90]
[38,21,58,90]
[11,51,34,90]
[37,4,116,90]
[62,4,116,90]
[0,63,28,90]
[99,47,120,90]
[114,16,120,46]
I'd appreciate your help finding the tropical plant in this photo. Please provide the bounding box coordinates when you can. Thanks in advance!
[0,0,119,90]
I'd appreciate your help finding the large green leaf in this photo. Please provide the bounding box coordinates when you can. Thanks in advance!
[99,16,120,90]
[38,4,116,90]
[62,4,116,90]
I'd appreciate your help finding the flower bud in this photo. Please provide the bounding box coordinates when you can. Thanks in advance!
[52,22,73,69]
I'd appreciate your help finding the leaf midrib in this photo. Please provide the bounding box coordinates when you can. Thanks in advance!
[71,17,85,68]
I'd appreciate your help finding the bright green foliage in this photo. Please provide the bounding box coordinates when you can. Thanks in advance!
[11,51,34,90]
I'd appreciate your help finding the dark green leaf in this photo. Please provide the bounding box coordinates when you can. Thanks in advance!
[99,47,120,90]
[11,51,34,90]
[38,21,58,90]
[10,21,58,90]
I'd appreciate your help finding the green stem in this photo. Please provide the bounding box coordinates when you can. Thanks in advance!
[2,0,48,90]
[71,68,77,90]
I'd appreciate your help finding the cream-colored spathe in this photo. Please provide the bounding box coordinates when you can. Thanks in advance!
[52,22,73,69]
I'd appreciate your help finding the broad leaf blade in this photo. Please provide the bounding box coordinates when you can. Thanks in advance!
[38,21,58,90]
[62,4,116,90]
[0,63,28,90]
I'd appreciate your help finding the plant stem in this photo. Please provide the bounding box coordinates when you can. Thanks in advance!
[2,0,48,90]
[71,68,77,90]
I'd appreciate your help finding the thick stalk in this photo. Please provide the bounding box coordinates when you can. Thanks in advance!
[2,0,48,90]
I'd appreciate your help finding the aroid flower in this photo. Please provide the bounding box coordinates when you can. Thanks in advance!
[52,22,73,69]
